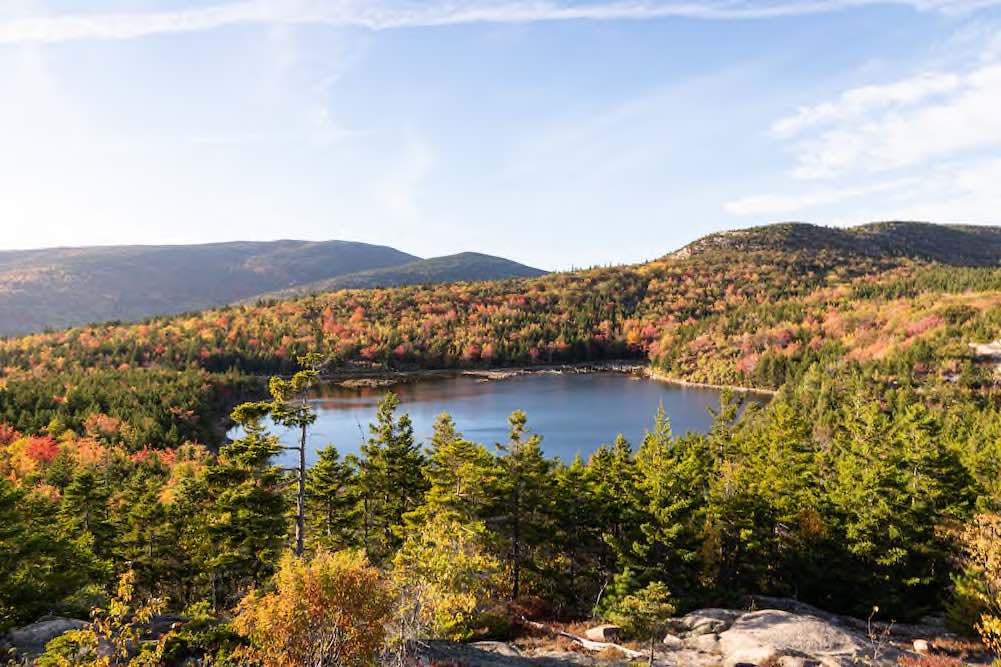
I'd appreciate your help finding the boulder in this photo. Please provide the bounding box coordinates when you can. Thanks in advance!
[470,641,523,657]
[912,639,930,654]
[662,633,684,649]
[584,624,622,642]
[683,632,722,654]
[718,609,868,667]
[665,608,743,638]
[4,617,88,659]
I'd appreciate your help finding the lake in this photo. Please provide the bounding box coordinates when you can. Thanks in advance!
[232,372,767,466]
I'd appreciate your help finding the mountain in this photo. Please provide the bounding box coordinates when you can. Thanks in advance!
[251,252,547,303]
[673,221,1001,265]
[0,241,548,338]
[0,240,419,337]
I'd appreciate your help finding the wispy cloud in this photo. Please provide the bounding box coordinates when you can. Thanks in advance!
[726,31,1001,220]
[725,179,913,216]
[782,64,1001,179]
[1,0,999,45]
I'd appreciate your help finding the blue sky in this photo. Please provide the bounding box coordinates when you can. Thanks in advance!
[2,1,1000,269]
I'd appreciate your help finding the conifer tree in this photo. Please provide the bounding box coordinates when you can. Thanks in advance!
[204,401,288,608]
[268,353,322,556]
[58,468,115,563]
[405,412,498,527]
[306,445,359,551]
[357,393,427,562]
[585,435,646,589]
[633,408,712,605]
[551,455,606,614]
[491,410,553,600]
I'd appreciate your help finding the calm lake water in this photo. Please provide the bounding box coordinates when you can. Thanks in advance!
[232,372,767,466]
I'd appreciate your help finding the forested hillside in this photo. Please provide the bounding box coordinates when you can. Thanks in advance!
[0,241,543,338]
[252,252,547,302]
[2,221,1001,665]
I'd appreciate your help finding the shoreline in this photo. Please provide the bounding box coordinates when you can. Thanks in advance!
[644,368,778,397]
[317,360,648,389]
[309,360,777,397]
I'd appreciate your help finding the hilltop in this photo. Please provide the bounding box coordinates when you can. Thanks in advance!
[673,221,1001,265]
[0,241,542,337]
[4,219,1001,395]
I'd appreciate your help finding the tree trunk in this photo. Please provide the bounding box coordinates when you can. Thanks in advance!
[294,420,307,556]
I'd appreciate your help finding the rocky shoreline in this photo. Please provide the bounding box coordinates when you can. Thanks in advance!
[318,360,649,390]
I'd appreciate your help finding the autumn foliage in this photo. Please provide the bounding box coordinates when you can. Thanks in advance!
[233,550,395,667]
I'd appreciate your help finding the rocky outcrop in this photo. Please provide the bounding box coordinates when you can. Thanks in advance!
[584,624,622,642]
[3,617,88,660]
[717,609,869,666]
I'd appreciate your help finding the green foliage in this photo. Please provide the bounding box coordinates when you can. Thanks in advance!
[391,515,500,641]
[202,401,288,607]
[605,581,675,639]
[0,478,103,629]
[307,445,359,552]
[357,393,428,563]
[491,410,554,600]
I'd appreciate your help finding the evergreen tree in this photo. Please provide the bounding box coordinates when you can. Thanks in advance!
[491,410,553,600]
[585,435,646,589]
[405,412,498,527]
[1,479,101,629]
[306,446,359,551]
[551,455,606,614]
[203,401,288,608]
[356,393,427,562]
[58,468,115,563]
[633,408,712,606]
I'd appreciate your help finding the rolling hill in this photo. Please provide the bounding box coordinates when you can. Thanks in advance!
[0,241,543,337]
[674,221,1001,265]
[251,252,547,303]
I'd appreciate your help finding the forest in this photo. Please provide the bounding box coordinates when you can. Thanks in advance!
[2,222,1001,665]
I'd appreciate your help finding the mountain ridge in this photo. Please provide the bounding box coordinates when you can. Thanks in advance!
[248,252,547,303]
[672,221,1001,265]
[0,240,542,337]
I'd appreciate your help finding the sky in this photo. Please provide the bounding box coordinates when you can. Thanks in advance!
[1,1,1000,270]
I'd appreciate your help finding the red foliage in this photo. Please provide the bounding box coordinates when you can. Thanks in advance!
[24,435,59,464]
[131,446,177,467]
[0,423,21,446]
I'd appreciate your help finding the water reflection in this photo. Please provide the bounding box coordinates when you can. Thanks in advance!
[230,372,768,466]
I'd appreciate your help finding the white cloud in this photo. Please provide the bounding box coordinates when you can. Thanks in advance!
[1,0,1000,45]
[771,72,962,138]
[725,179,912,216]
[726,32,1001,223]
[789,63,1001,179]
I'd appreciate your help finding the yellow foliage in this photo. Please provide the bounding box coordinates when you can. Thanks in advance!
[962,515,1001,658]
[233,549,394,667]
[391,515,501,642]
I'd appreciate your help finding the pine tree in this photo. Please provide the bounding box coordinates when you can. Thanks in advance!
[307,446,359,551]
[58,468,115,563]
[116,468,175,599]
[204,401,288,608]
[268,353,322,556]
[1,478,101,629]
[490,410,553,600]
[356,393,427,562]
[585,435,646,591]
[405,412,498,527]
[551,455,606,614]
[633,407,713,606]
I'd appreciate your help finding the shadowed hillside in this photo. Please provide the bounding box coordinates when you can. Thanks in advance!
[251,252,547,303]
[0,242,541,337]
[674,221,1001,265]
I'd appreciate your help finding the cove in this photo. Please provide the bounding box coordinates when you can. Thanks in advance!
[232,372,768,466]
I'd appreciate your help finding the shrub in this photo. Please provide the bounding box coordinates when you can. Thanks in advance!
[233,549,394,667]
